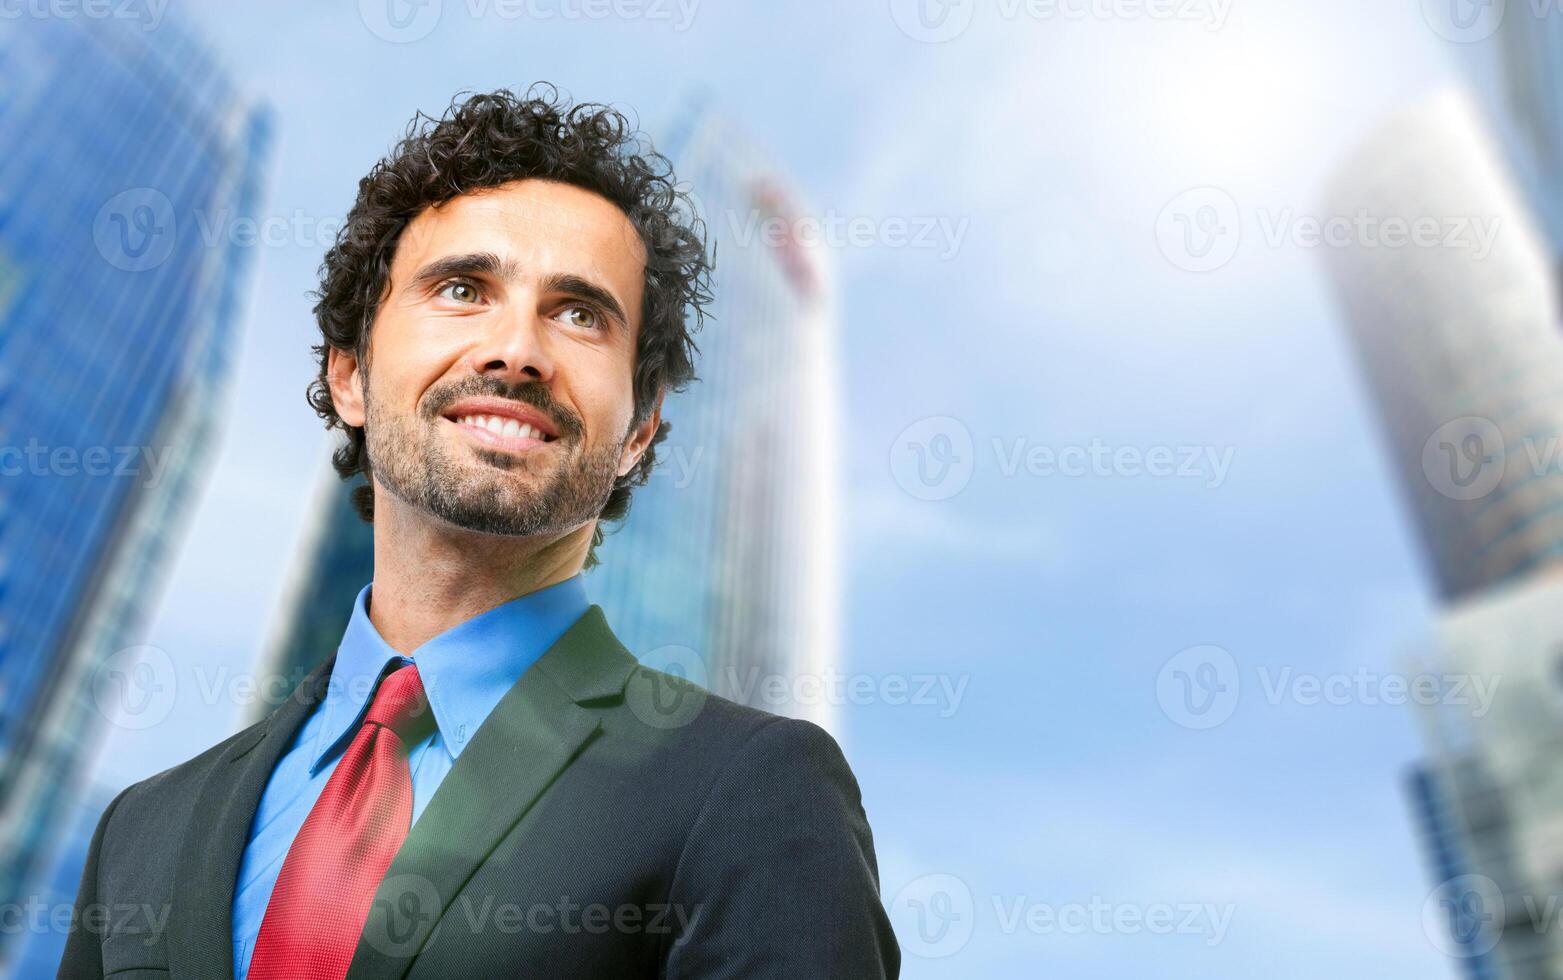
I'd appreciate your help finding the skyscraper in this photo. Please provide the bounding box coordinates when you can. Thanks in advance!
[259,102,842,733]
[1324,89,1563,979]
[260,464,375,708]
[587,104,841,731]
[1322,88,1563,604]
[1407,581,1563,980]
[1457,18,1563,257]
[0,14,271,958]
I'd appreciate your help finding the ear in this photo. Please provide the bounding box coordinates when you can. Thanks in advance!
[619,388,664,478]
[327,345,366,428]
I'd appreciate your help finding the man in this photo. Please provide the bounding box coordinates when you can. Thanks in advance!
[59,86,899,979]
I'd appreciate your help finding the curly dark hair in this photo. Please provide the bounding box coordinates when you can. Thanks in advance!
[306,84,712,568]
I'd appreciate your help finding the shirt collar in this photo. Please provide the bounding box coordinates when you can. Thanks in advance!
[310,574,591,773]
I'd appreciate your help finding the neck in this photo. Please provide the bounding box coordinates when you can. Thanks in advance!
[365,483,593,654]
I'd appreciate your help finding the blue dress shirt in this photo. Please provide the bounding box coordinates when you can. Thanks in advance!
[230,574,591,980]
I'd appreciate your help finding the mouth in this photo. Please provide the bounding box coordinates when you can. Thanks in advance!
[441,398,562,456]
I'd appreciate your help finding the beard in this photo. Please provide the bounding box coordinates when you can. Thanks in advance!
[362,375,627,537]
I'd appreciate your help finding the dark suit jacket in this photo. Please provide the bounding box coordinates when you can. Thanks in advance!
[58,605,899,979]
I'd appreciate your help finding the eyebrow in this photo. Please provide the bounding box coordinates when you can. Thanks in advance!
[405,251,519,293]
[538,272,631,333]
[405,252,631,332]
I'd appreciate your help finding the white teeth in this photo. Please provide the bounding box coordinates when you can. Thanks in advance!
[454,414,547,442]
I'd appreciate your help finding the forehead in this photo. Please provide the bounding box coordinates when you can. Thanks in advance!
[394,178,646,299]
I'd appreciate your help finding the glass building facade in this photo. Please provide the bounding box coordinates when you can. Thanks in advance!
[586,105,841,731]
[1461,19,1563,258]
[260,104,842,733]
[1408,762,1506,980]
[0,14,270,964]
[1325,66,1563,980]
[1322,89,1563,604]
[1407,579,1563,980]
[259,466,375,710]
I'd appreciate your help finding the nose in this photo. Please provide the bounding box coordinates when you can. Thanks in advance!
[465,306,555,384]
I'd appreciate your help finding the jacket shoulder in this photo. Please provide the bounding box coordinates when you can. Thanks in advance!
[618,659,806,742]
[109,716,269,821]
[612,660,856,784]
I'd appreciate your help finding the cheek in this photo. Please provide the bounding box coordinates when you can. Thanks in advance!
[561,345,636,436]
[373,325,462,414]
[588,377,638,443]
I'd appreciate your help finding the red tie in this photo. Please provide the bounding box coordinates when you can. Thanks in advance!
[248,663,435,980]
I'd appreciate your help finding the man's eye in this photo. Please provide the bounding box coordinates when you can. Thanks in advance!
[437,280,482,304]
[561,305,598,329]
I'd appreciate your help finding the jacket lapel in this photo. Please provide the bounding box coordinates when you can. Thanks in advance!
[165,652,337,980]
[345,604,636,980]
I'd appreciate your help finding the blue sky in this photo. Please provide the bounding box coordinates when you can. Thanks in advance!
[88,0,1473,975]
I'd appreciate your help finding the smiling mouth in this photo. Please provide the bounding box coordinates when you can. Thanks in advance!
[445,412,559,453]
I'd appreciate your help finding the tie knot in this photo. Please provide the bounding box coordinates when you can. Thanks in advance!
[363,663,434,744]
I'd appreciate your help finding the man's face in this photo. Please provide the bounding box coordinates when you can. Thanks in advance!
[328,178,658,537]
